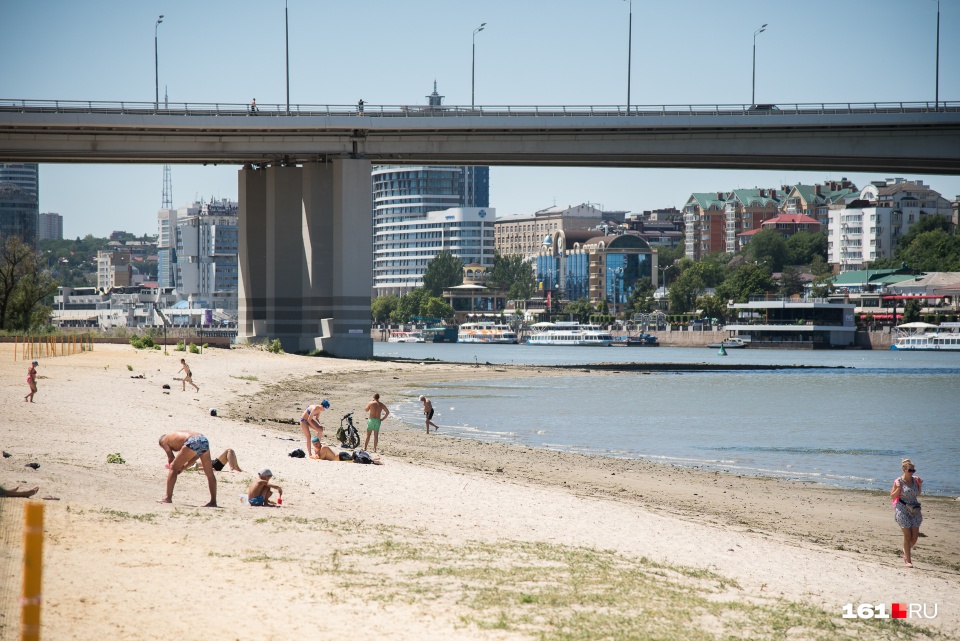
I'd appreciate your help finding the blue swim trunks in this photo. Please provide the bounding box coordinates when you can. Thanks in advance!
[248,496,265,507]
[184,434,209,455]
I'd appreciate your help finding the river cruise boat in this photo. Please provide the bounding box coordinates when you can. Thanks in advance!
[387,330,425,343]
[457,322,518,344]
[890,322,960,351]
[706,338,749,349]
[527,322,614,347]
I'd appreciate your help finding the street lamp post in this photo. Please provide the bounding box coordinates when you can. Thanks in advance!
[154,15,164,110]
[472,23,486,108]
[624,0,632,113]
[752,23,767,106]
[285,0,290,115]
[935,0,940,109]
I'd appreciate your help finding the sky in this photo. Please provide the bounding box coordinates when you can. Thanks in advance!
[2,0,958,239]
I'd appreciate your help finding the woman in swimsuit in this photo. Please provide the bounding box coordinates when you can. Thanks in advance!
[25,360,38,403]
[890,458,923,568]
[299,400,329,458]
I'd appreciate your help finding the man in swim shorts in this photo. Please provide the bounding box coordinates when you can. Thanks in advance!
[158,431,217,506]
[247,469,282,506]
[177,359,199,393]
[299,400,329,459]
[420,395,440,434]
[363,393,390,453]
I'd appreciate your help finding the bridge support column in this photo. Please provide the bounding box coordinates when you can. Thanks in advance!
[237,159,372,359]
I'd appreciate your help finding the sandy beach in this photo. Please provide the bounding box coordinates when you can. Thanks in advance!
[1,342,957,640]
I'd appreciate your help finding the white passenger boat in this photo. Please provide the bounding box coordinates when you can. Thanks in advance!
[890,322,960,351]
[527,322,614,346]
[388,330,425,343]
[457,322,518,344]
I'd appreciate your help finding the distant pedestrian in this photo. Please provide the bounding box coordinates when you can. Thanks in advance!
[178,358,199,392]
[419,395,440,434]
[357,98,364,115]
[363,393,390,452]
[158,431,217,507]
[25,360,38,402]
[890,458,923,568]
[250,98,258,114]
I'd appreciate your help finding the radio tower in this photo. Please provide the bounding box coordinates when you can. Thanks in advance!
[161,87,173,208]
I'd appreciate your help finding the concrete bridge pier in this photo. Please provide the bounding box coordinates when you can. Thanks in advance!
[238,159,373,358]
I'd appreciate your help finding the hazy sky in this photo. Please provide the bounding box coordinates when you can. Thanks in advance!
[2,0,958,238]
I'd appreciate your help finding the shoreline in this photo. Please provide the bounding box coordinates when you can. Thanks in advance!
[2,344,957,639]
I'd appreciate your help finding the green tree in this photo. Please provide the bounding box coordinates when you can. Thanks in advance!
[422,251,463,297]
[895,215,952,251]
[422,296,455,321]
[785,230,827,266]
[896,230,960,272]
[715,262,774,304]
[370,295,399,323]
[563,298,594,323]
[809,273,834,298]
[487,252,536,300]
[779,267,805,298]
[391,289,430,324]
[809,255,832,277]
[626,277,655,315]
[746,229,788,272]
[696,293,728,323]
[0,236,57,331]
[668,268,706,314]
[902,299,922,324]
[596,299,610,315]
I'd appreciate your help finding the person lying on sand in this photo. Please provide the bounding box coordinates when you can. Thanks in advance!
[1,485,39,498]
[247,469,282,506]
[312,441,382,464]
[185,448,242,473]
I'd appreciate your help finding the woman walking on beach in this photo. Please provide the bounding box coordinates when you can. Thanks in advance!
[25,360,38,402]
[890,458,922,568]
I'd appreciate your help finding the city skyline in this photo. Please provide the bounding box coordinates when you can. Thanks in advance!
[2,0,958,238]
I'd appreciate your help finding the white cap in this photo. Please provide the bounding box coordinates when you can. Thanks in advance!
[419,395,425,401]
[258,468,272,477]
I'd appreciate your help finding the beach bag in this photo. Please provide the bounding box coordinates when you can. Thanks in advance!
[899,499,921,516]
[288,448,305,458]
[338,451,353,462]
[336,425,347,444]
[353,449,373,464]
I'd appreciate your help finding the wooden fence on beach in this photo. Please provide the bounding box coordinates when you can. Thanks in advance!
[13,334,94,361]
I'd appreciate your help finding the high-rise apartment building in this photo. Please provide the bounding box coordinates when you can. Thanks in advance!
[97,249,133,290]
[828,179,952,271]
[38,212,64,240]
[174,199,239,309]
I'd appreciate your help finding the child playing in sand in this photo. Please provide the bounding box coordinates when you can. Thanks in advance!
[247,469,282,506]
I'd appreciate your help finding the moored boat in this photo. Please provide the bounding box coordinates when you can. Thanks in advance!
[458,322,518,344]
[706,338,748,349]
[388,330,425,343]
[527,322,614,346]
[890,322,960,351]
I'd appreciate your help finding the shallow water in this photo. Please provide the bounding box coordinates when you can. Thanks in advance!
[378,343,960,495]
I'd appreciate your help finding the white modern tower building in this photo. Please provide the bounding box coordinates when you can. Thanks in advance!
[174,199,239,310]
[373,207,496,295]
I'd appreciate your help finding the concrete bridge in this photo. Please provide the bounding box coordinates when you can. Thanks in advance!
[3,99,959,357]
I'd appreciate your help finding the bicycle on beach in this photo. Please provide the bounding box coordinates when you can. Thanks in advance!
[336,412,361,449]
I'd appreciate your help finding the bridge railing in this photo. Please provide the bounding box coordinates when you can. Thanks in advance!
[1,99,957,118]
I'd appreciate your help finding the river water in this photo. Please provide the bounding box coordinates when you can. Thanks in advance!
[375,343,960,496]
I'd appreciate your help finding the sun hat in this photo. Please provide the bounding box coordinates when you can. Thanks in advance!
[321,399,330,408]
[259,468,273,477]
